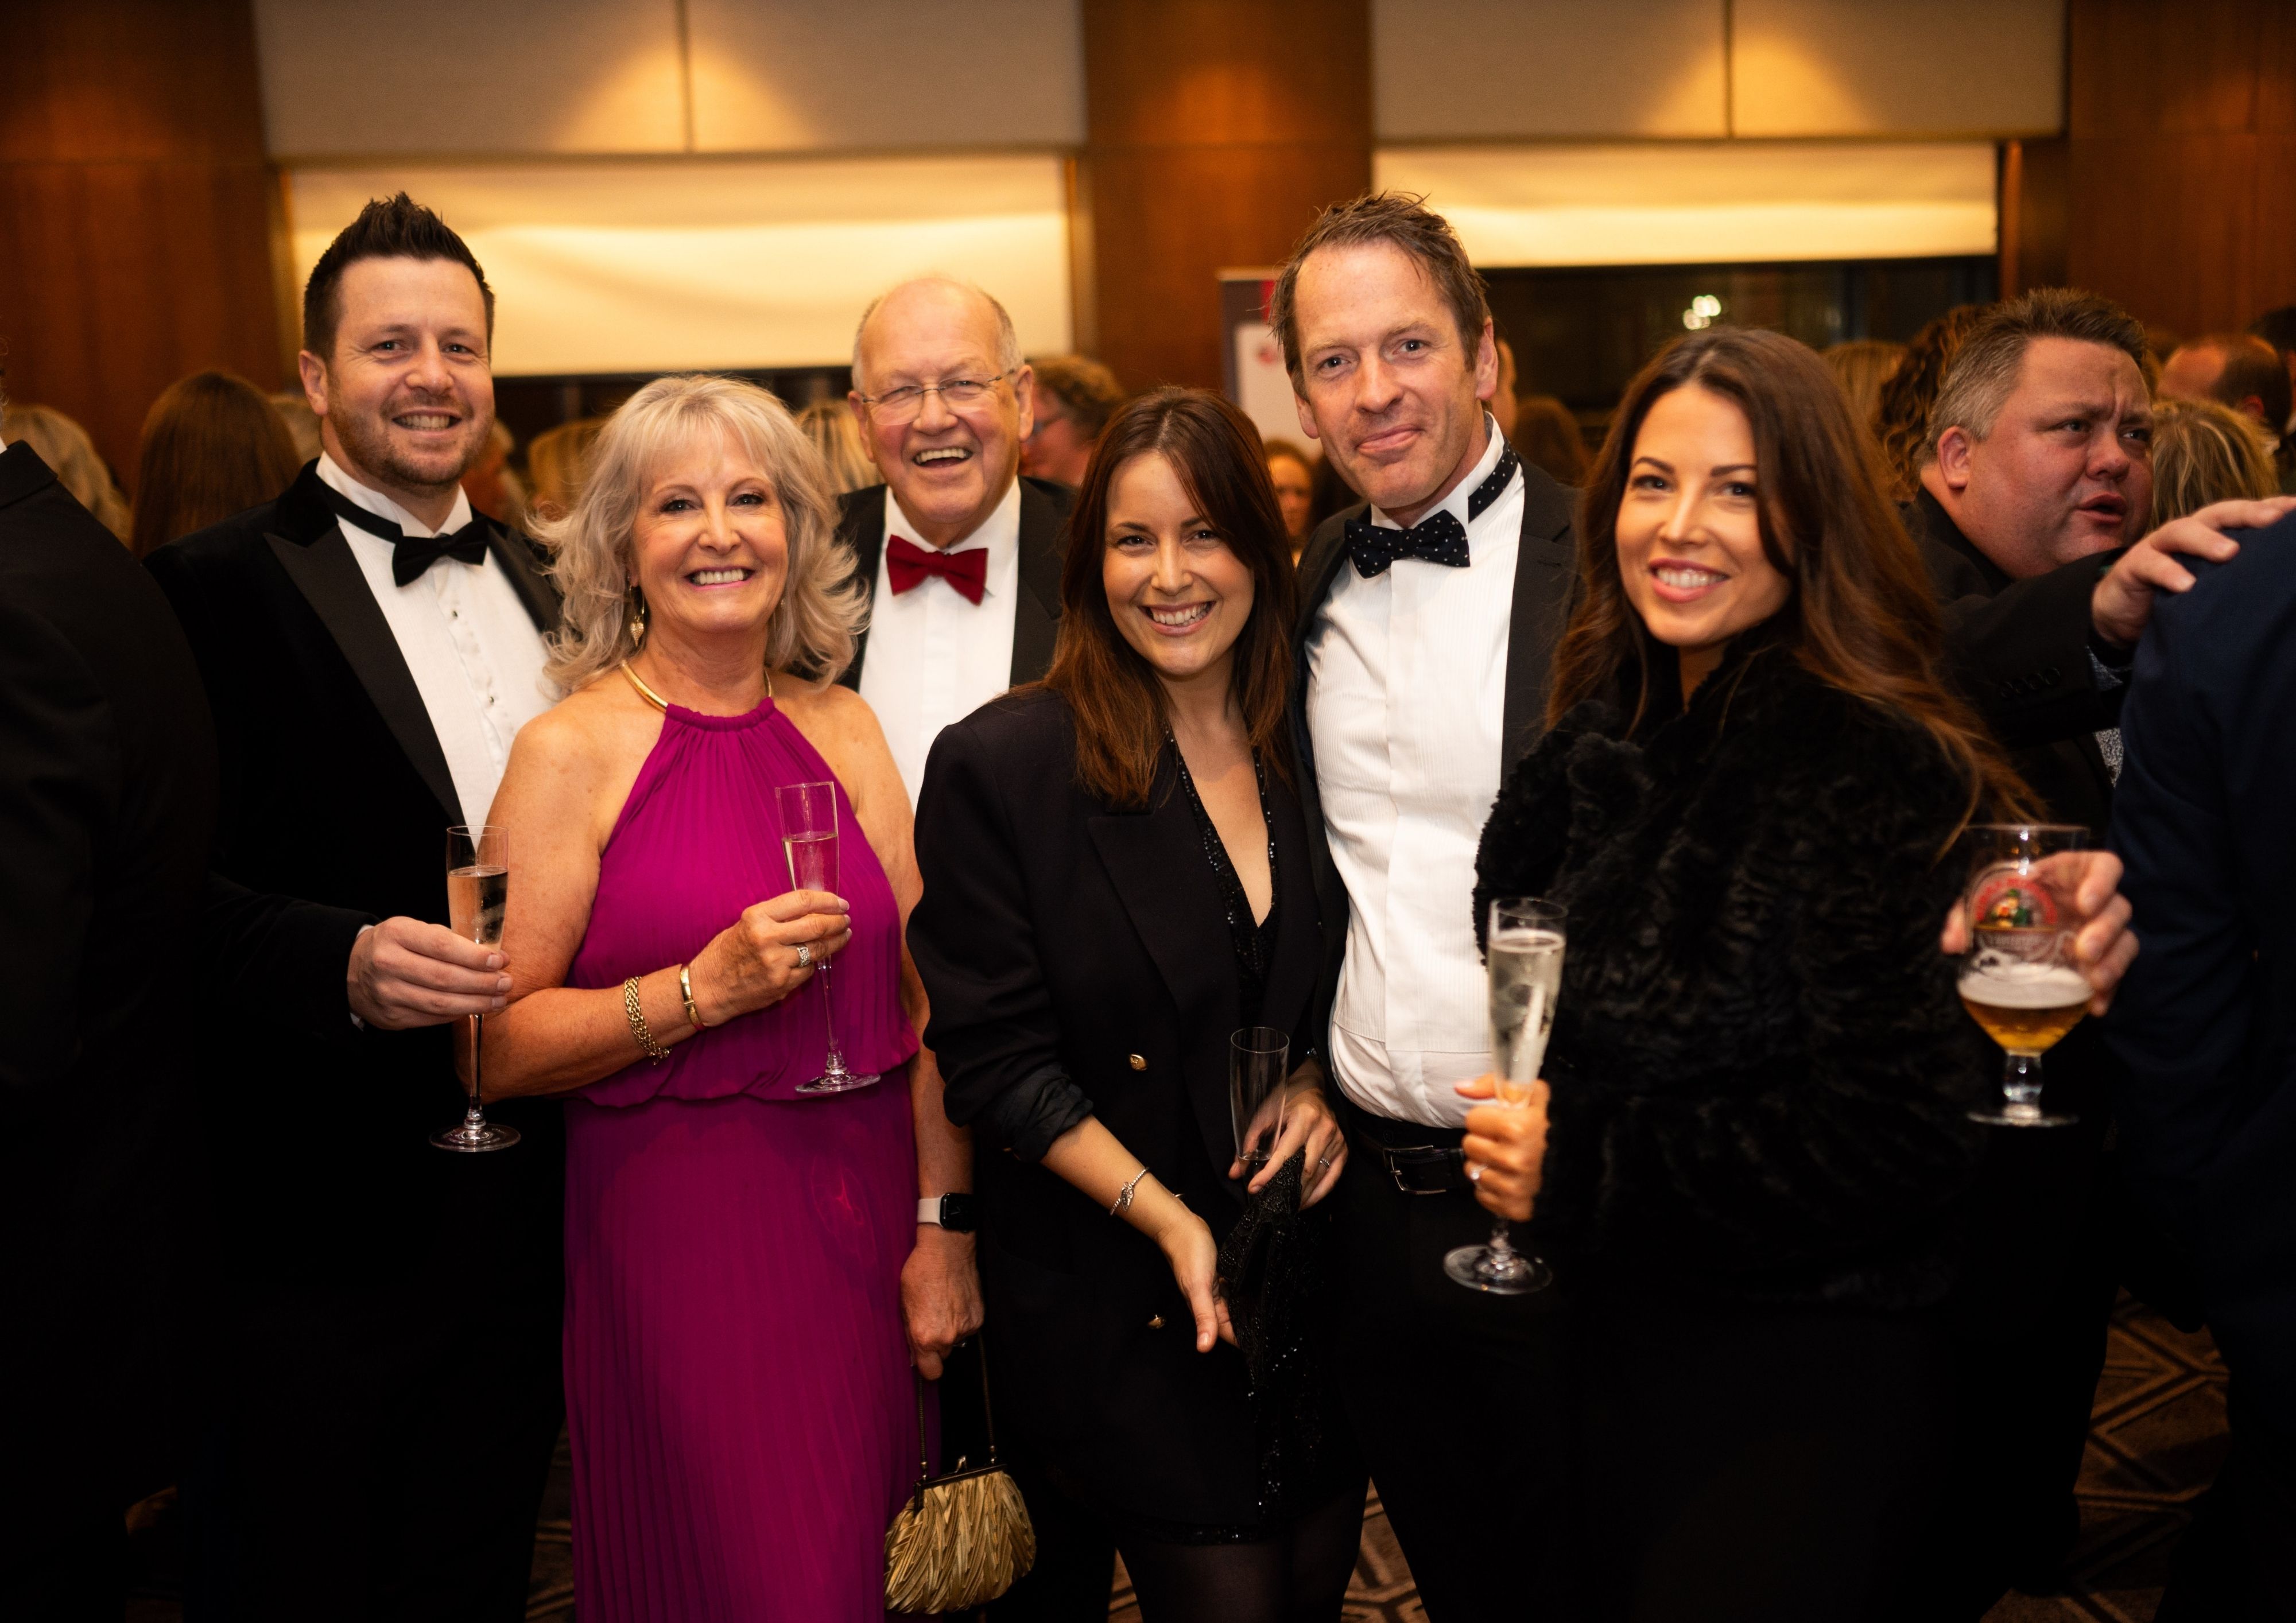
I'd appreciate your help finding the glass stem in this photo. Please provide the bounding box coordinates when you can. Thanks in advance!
[466,1012,487,1127]
[818,963,844,1070]
[2003,1051,2042,1119]
[1488,1217,1516,1258]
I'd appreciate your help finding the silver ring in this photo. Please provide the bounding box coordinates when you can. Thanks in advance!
[1316,1155,1333,1170]
[1465,1163,1484,1183]
[794,942,814,969]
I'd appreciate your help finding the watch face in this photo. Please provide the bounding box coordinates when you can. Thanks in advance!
[939,1193,977,1233]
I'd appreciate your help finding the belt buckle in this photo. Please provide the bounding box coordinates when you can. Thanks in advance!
[1384,1144,1459,1196]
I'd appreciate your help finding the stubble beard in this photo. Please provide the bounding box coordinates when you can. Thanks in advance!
[330,390,489,500]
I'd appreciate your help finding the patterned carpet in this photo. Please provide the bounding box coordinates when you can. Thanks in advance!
[509,1296,2228,1622]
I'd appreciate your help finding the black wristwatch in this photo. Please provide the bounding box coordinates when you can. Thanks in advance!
[917,1193,976,1234]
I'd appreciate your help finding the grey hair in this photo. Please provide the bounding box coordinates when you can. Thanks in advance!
[849,275,1021,394]
[535,374,865,693]
[1925,288,2147,464]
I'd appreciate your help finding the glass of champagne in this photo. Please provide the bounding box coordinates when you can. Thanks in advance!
[1230,1027,1291,1178]
[433,824,520,1152]
[1958,824,2092,1128]
[776,781,878,1096]
[1446,898,1565,1295]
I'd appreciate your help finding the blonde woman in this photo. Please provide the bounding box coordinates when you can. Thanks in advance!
[2148,396,2279,526]
[482,374,980,1618]
[794,397,878,494]
[1,403,129,539]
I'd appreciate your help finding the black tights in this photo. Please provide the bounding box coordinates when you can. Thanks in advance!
[1118,1485,1366,1623]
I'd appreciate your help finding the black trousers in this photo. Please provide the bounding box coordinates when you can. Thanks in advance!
[0,1517,122,1623]
[1328,1119,1576,1621]
[183,1282,561,1623]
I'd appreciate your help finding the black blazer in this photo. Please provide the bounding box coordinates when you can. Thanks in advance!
[909,689,1328,1525]
[1911,490,2119,832]
[2106,524,2296,1415]
[833,476,1071,689]
[1475,645,1989,1307]
[144,463,566,1298]
[1287,459,1580,1071]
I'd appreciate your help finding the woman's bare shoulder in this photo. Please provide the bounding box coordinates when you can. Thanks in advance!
[507,673,663,789]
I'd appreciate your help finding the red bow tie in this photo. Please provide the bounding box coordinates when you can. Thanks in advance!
[886,534,988,604]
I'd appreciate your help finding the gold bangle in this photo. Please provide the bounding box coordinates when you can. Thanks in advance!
[679,962,706,1032]
[623,975,669,1063]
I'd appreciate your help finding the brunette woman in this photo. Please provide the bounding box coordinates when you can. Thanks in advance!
[909,389,1365,1621]
[1460,327,2030,1620]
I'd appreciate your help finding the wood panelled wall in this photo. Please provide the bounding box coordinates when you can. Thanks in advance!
[2010,1,2296,337]
[1,1,283,490]
[1077,0,1372,393]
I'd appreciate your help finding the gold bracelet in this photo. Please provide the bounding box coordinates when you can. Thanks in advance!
[679,962,707,1032]
[623,975,669,1063]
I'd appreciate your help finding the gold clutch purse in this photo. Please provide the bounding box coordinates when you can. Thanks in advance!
[885,1339,1036,1614]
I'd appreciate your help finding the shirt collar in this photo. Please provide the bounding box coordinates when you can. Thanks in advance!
[317,451,474,541]
[1370,413,1512,533]
[885,477,1022,597]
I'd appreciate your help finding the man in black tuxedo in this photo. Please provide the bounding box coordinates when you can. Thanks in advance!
[1904,288,2292,1616]
[838,276,1070,806]
[1269,193,1580,1621]
[2105,514,2296,1621]
[147,195,566,1621]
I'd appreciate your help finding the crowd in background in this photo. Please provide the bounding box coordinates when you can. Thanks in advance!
[6,184,2296,1623]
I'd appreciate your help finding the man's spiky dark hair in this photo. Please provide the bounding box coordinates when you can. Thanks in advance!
[301,192,494,360]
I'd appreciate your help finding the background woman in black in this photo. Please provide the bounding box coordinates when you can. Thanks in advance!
[910,388,1364,1621]
[1459,328,2035,1621]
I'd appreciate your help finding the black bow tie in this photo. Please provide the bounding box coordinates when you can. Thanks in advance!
[1342,438,1521,578]
[318,480,492,587]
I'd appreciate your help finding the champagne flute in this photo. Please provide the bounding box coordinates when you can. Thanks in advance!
[1445,898,1565,1295]
[432,824,520,1152]
[1230,1027,1290,1178]
[1959,824,2091,1128]
[776,781,879,1095]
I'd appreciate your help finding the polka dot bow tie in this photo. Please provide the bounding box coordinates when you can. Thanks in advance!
[1341,440,1521,578]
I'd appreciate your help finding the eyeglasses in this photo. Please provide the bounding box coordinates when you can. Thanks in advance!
[858,370,1017,424]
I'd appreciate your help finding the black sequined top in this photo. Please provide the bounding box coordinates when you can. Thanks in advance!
[1172,744,1279,1027]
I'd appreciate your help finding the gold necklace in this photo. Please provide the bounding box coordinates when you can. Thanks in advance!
[619,659,772,712]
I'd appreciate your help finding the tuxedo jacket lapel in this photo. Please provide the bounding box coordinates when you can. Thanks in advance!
[836,487,888,690]
[488,526,563,634]
[1010,479,1066,686]
[1499,465,1580,776]
[262,469,463,825]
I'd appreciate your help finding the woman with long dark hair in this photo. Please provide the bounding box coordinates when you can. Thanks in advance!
[1460,327,2030,1620]
[909,387,1365,1620]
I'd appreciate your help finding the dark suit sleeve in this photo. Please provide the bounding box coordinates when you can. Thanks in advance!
[2103,581,2253,1234]
[0,604,108,1096]
[910,721,1093,1160]
[144,545,377,1040]
[1937,550,2124,749]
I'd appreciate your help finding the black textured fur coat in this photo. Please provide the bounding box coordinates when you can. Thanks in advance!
[1473,641,1989,1309]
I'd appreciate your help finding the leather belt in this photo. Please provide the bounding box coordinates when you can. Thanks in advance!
[1341,1101,1472,1197]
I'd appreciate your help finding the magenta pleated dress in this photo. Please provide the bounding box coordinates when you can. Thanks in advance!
[563,696,921,1622]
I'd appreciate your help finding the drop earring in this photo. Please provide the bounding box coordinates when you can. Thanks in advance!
[628,585,649,646]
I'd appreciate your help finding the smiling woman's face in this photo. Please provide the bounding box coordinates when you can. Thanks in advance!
[629,425,789,647]
[1100,450,1255,695]
[1615,384,1793,680]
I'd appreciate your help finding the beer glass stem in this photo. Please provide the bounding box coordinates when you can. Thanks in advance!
[2002,1051,2043,1124]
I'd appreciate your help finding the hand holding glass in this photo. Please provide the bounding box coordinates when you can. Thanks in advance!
[1446,898,1564,1295]
[432,825,519,1152]
[1229,1027,1290,1179]
[1958,824,2091,1128]
[776,781,878,1095]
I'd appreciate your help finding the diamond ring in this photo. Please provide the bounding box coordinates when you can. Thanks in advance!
[795,942,814,970]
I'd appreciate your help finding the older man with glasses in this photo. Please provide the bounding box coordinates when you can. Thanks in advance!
[840,276,1071,807]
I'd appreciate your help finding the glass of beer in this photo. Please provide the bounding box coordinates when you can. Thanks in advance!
[1446,898,1565,1295]
[1958,825,2093,1128]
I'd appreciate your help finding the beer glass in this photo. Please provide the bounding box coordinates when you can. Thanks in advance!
[1446,898,1566,1295]
[1958,824,2092,1128]
[433,824,520,1152]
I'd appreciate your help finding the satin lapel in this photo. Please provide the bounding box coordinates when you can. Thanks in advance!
[1288,503,1363,1058]
[1499,466,1580,776]
[265,527,464,825]
[488,526,561,632]
[1009,480,1066,686]
[1086,760,1240,1177]
[837,486,887,691]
